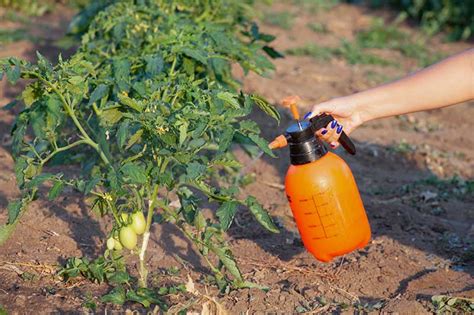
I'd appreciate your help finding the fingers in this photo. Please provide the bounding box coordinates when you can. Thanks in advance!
[305,101,335,120]
[314,119,344,148]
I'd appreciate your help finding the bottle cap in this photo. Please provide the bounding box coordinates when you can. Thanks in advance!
[286,121,327,165]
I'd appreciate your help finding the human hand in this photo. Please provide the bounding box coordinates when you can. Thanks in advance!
[305,96,366,148]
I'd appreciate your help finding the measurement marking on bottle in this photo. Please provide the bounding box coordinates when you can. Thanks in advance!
[312,195,328,238]
[308,190,341,239]
[295,192,341,239]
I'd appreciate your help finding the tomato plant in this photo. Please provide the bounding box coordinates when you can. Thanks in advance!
[0,0,282,305]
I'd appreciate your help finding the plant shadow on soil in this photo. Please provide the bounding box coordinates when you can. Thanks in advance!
[0,107,105,259]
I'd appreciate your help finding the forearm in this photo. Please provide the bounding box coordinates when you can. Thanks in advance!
[351,49,474,123]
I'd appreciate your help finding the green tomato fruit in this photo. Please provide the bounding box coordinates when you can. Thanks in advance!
[131,211,146,235]
[106,237,115,250]
[119,226,137,250]
[121,212,130,224]
[113,237,123,251]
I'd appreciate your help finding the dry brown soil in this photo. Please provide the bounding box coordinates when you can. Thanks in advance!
[0,2,473,314]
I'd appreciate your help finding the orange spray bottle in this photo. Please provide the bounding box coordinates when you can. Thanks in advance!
[269,97,371,262]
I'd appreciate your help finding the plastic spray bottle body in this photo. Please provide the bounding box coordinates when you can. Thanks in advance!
[285,152,370,262]
[270,110,371,262]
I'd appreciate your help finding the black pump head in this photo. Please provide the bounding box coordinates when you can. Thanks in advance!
[268,112,356,163]
[285,121,327,165]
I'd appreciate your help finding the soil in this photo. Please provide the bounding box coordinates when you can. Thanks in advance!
[0,2,473,314]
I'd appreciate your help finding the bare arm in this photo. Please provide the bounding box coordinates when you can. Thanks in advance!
[354,48,474,121]
[307,48,474,147]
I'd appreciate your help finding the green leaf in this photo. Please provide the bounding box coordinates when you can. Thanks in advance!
[25,173,55,189]
[251,23,259,39]
[194,211,206,230]
[46,95,62,129]
[247,133,276,157]
[88,261,105,283]
[246,196,279,233]
[251,94,280,122]
[217,92,240,109]
[259,33,276,42]
[118,93,143,112]
[188,138,205,150]
[113,59,130,91]
[11,112,28,157]
[211,246,242,281]
[7,200,22,225]
[89,84,109,105]
[447,298,457,306]
[183,57,195,76]
[2,191,32,242]
[107,271,131,285]
[125,128,143,150]
[219,128,234,152]
[178,122,188,146]
[182,47,207,64]
[13,157,27,188]
[132,81,146,97]
[126,290,151,308]
[6,62,20,84]
[0,222,20,246]
[68,76,83,85]
[239,120,260,133]
[234,133,262,158]
[100,108,123,125]
[121,163,147,184]
[116,121,129,149]
[263,46,284,59]
[101,286,126,305]
[21,85,37,107]
[136,288,166,309]
[30,107,46,139]
[107,169,120,191]
[211,157,240,168]
[48,181,64,200]
[216,201,238,231]
[1,100,17,111]
[36,52,52,72]
[23,163,38,180]
[84,176,101,194]
[186,162,206,180]
[145,54,164,76]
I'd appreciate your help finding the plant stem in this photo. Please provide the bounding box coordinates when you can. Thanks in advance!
[106,199,121,224]
[40,139,89,166]
[138,231,150,288]
[25,71,112,167]
[138,184,159,288]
